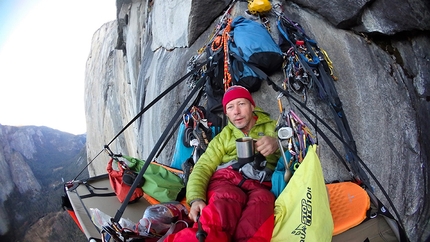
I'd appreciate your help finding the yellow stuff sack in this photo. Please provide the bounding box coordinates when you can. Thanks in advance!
[272,145,333,241]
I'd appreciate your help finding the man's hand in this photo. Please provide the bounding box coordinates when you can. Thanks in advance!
[189,200,206,222]
[255,136,278,157]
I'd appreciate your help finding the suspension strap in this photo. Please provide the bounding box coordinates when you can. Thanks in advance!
[106,61,208,147]
[71,61,209,181]
[275,16,371,188]
[113,77,206,222]
[155,88,205,159]
[265,76,408,234]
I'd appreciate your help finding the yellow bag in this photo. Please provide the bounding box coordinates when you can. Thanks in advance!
[272,145,333,241]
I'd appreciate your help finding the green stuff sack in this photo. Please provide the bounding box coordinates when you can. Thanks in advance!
[272,145,333,241]
[123,155,185,203]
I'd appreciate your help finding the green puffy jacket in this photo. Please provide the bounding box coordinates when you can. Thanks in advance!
[186,107,279,204]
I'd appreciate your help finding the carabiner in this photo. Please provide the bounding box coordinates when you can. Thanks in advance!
[276,93,284,114]
[183,114,190,128]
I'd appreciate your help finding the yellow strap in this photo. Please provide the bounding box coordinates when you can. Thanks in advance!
[320,48,338,80]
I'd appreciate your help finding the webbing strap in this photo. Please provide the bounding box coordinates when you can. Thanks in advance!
[68,175,117,199]
[155,88,204,158]
[72,61,209,181]
[276,18,371,188]
[79,192,116,199]
[233,52,357,178]
[113,78,206,222]
[266,76,353,172]
[155,117,183,159]
[265,71,409,239]
[235,41,365,186]
[106,61,209,147]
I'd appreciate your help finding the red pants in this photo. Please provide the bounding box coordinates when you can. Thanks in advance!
[165,168,275,242]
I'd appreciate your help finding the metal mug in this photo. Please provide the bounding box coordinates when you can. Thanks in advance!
[236,137,255,159]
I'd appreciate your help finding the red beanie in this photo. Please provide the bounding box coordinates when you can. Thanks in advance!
[222,85,255,113]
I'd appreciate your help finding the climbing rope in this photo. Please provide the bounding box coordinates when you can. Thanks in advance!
[211,18,233,91]
[197,0,237,55]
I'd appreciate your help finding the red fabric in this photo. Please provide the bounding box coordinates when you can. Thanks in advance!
[165,168,274,242]
[222,85,255,112]
[106,159,143,203]
[67,210,83,232]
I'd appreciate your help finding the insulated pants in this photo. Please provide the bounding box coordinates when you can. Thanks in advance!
[165,167,275,242]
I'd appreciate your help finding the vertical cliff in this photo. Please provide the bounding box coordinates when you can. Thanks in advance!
[0,124,86,240]
[85,0,429,240]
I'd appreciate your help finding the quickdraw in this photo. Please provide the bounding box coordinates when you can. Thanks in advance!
[186,55,204,89]
[282,46,312,103]
[188,1,236,89]
[190,106,205,123]
[260,16,271,32]
[183,106,207,128]
[182,113,191,128]
[182,106,212,152]
[276,96,316,174]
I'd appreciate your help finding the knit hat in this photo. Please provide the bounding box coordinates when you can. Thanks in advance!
[222,85,255,113]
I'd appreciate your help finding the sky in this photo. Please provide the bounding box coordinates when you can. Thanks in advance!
[0,0,116,135]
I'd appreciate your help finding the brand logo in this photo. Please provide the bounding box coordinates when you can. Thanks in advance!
[291,187,313,241]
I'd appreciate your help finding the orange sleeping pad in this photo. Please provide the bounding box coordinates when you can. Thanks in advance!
[326,182,370,235]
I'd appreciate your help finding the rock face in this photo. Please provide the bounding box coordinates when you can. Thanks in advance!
[291,0,430,33]
[0,124,86,238]
[85,0,429,241]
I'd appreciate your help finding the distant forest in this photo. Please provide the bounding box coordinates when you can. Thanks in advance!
[0,129,89,242]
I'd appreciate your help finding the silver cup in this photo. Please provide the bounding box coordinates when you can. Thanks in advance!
[236,137,255,159]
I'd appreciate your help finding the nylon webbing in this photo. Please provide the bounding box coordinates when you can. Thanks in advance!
[276,18,371,188]
[72,61,209,181]
[154,88,205,158]
[265,72,408,235]
[106,61,208,147]
[113,77,205,222]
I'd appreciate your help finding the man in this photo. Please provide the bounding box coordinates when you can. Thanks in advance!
[166,85,280,242]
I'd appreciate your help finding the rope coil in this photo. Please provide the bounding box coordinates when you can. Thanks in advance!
[211,18,233,91]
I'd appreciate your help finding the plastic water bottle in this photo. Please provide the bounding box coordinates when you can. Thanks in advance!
[138,202,188,236]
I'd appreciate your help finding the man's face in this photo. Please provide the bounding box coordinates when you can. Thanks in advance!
[225,98,255,131]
